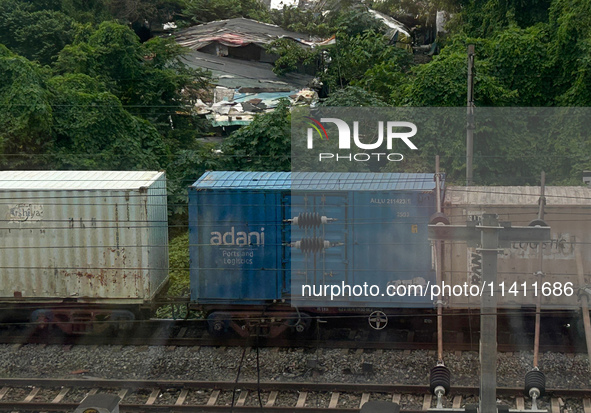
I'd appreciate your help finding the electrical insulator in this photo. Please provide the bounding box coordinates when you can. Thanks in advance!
[429,364,451,396]
[293,237,331,253]
[286,213,335,228]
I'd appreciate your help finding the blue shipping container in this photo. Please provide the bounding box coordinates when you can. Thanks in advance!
[189,171,440,308]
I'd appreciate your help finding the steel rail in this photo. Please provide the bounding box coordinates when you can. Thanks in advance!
[0,378,590,396]
[0,334,582,354]
[0,379,590,412]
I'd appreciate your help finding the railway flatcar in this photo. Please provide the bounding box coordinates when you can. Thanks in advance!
[188,171,442,337]
[0,170,169,334]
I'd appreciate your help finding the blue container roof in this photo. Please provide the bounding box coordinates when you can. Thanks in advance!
[192,171,439,191]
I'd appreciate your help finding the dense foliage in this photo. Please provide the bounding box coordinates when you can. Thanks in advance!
[263,0,591,184]
[216,100,292,171]
[183,0,270,23]
[0,5,215,219]
[1,0,590,194]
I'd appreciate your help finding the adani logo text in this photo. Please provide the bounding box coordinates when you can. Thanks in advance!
[305,117,418,162]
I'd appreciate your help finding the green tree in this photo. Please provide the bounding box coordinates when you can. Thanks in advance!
[55,21,210,131]
[0,1,76,65]
[328,9,385,36]
[487,24,552,106]
[268,9,396,88]
[0,45,53,168]
[399,38,518,106]
[48,73,167,169]
[266,38,319,76]
[134,36,211,127]
[55,21,143,89]
[452,0,552,37]
[107,0,187,24]
[165,141,218,218]
[548,0,591,105]
[319,85,388,106]
[217,100,291,171]
[270,6,333,37]
[354,60,409,104]
[60,0,111,23]
[321,31,409,93]
[183,0,270,23]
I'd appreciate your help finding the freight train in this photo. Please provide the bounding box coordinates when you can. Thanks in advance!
[0,170,589,337]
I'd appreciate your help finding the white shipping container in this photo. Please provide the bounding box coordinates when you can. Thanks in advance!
[443,186,591,308]
[0,171,168,304]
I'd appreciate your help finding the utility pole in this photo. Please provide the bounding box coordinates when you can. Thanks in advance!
[428,215,550,413]
[466,44,475,186]
[478,214,498,413]
[533,171,546,369]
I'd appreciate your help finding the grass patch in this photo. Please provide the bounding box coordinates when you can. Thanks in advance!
[155,232,192,318]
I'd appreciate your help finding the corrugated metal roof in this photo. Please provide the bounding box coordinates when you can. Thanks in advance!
[174,18,316,50]
[183,51,312,90]
[0,171,164,190]
[192,171,438,191]
[368,9,411,37]
[445,186,591,206]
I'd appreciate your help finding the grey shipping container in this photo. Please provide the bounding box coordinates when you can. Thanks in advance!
[0,171,168,304]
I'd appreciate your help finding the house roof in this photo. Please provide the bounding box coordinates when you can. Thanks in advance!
[183,50,312,89]
[174,17,315,50]
[367,9,411,38]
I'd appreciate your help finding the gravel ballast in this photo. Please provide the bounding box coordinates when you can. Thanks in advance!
[0,344,588,390]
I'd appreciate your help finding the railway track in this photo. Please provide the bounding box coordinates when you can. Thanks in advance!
[0,378,589,412]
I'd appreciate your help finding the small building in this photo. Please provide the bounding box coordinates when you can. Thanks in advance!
[174,17,321,64]
[175,18,329,129]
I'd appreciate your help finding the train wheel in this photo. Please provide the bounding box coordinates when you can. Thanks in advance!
[289,313,312,337]
[368,311,388,330]
[206,312,232,337]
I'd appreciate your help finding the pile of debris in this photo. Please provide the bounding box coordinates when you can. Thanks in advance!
[195,86,317,127]
[175,18,327,128]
